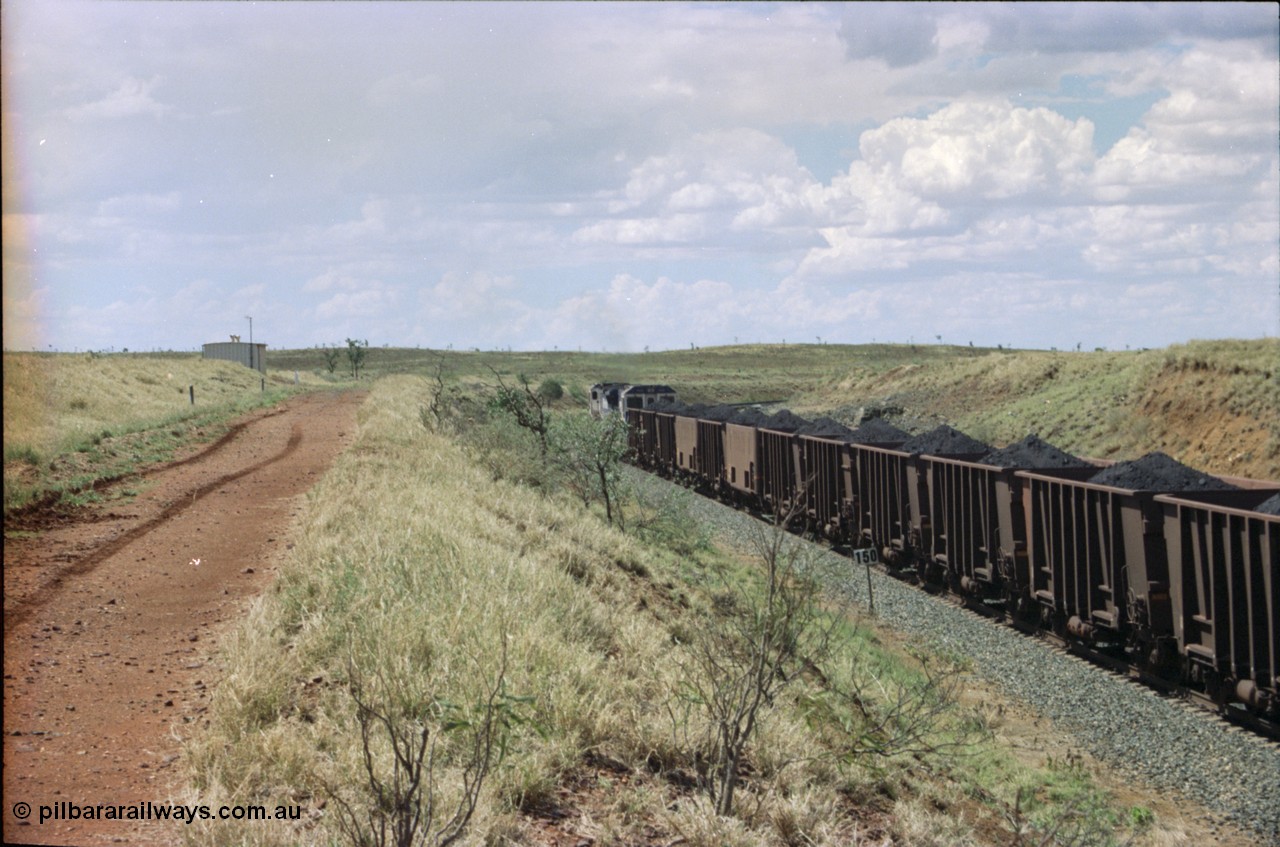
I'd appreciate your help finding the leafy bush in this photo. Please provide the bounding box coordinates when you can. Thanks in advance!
[536,378,564,402]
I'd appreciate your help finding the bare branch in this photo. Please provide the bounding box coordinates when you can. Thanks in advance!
[487,367,549,455]
[326,633,516,847]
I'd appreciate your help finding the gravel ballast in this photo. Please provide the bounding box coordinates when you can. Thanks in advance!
[626,467,1280,842]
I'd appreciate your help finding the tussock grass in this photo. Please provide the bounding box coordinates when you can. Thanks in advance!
[183,375,1171,846]
[184,375,694,843]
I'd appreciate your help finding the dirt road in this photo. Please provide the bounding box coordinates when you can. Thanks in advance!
[3,389,365,846]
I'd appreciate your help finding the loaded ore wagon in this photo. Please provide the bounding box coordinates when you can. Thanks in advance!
[625,407,659,468]
[723,419,760,502]
[1020,453,1246,667]
[757,414,804,518]
[856,426,989,578]
[925,435,1099,608]
[793,418,909,543]
[608,381,1280,728]
[1156,489,1280,716]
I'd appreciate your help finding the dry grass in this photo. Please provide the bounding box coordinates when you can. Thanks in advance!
[3,352,328,511]
[3,352,324,455]
[183,375,701,844]
[267,338,1279,480]
[179,375,1171,847]
[795,338,1279,480]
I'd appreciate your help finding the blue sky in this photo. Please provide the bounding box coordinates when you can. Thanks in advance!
[3,2,1277,353]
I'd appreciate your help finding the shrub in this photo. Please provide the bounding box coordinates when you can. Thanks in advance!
[536,378,564,402]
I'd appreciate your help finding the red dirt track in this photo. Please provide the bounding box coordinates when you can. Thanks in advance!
[4,389,365,846]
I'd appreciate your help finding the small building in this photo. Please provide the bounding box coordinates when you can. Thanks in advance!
[589,383,677,418]
[202,340,267,374]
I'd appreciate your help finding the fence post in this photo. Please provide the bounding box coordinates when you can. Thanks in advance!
[189,385,195,405]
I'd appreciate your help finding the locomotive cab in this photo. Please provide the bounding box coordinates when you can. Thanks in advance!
[589,383,628,418]
[590,383,677,418]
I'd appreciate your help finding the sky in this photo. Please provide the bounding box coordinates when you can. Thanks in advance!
[3,1,1278,355]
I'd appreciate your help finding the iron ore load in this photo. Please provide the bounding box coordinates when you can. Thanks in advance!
[619,390,1280,731]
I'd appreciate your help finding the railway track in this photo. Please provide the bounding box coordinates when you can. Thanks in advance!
[662,468,1280,744]
[872,549,1280,744]
[621,396,1279,745]
[948,585,1280,745]
[626,463,1280,840]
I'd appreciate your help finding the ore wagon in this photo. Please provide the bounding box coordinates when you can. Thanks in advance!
[796,434,849,539]
[649,408,679,475]
[853,443,913,566]
[1155,489,1280,717]
[856,426,989,577]
[758,424,802,518]
[1020,470,1173,660]
[626,408,656,466]
[694,415,727,491]
[673,412,700,478]
[1018,455,1245,670]
[923,436,1099,608]
[795,424,907,544]
[925,456,1099,606]
[724,420,761,502]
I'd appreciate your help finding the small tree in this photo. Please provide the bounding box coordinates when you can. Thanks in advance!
[328,638,521,847]
[488,368,549,456]
[322,345,342,374]
[548,412,630,527]
[421,362,451,432]
[347,338,369,379]
[673,509,835,816]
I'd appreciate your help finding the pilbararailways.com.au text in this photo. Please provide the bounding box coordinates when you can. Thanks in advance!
[22,800,302,825]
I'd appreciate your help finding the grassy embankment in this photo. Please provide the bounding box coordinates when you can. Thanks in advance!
[791,338,1279,481]
[269,338,1279,480]
[2,352,327,513]
[182,374,1166,846]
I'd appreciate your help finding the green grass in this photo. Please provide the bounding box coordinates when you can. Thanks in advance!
[794,339,1278,479]
[267,341,995,407]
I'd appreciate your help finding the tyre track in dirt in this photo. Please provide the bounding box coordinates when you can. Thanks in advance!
[5,417,303,634]
[3,389,366,846]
